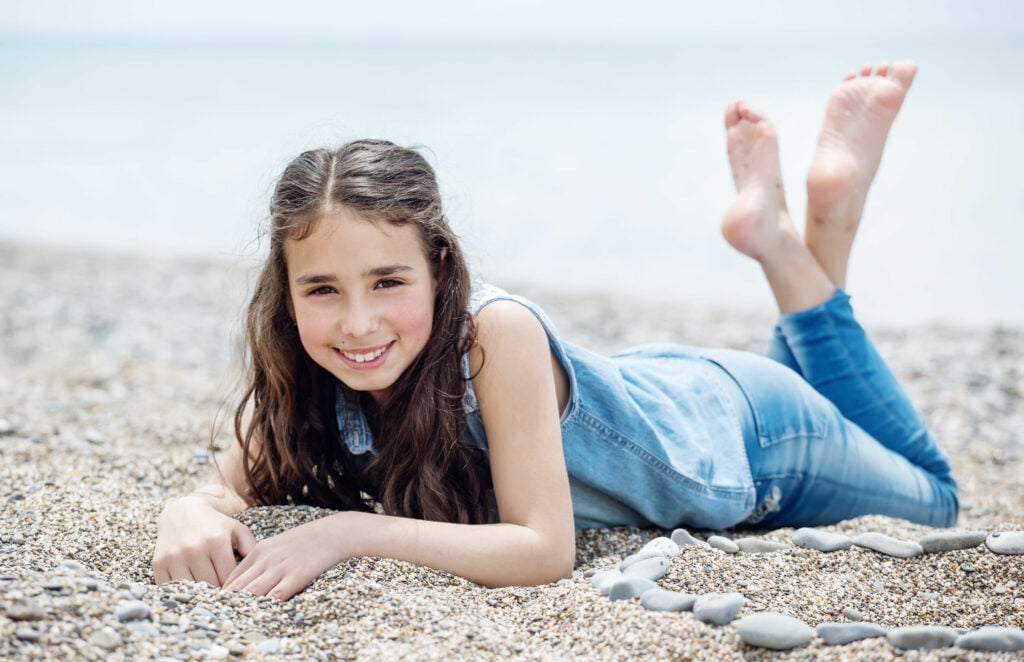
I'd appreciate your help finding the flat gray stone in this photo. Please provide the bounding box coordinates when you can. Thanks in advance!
[5,599,44,621]
[90,626,123,650]
[608,577,658,601]
[15,628,41,642]
[640,588,697,612]
[919,531,986,553]
[618,550,665,572]
[736,612,813,650]
[590,569,623,595]
[639,536,680,557]
[956,626,1024,652]
[707,536,739,553]
[792,528,853,552]
[816,622,888,645]
[887,625,959,650]
[693,592,744,625]
[622,556,670,582]
[670,529,710,549]
[735,538,789,554]
[853,532,923,558]
[115,600,151,622]
[986,531,1024,554]
[842,607,864,621]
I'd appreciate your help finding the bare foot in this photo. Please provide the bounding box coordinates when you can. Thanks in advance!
[805,60,918,287]
[722,100,796,261]
[723,100,834,313]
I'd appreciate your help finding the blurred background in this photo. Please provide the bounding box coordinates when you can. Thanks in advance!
[2,0,1022,327]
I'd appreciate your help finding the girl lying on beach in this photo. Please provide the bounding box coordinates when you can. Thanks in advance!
[153,60,958,600]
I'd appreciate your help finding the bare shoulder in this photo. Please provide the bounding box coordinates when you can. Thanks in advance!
[468,299,548,375]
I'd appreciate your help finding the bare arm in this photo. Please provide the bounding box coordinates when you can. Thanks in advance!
[223,301,577,597]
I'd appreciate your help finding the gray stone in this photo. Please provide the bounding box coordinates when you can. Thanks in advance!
[639,536,680,557]
[670,529,710,549]
[0,418,14,435]
[956,626,1024,652]
[919,531,986,553]
[887,625,959,650]
[986,531,1024,554]
[792,528,853,552]
[736,612,813,650]
[83,428,104,444]
[6,598,44,621]
[590,569,623,595]
[707,536,739,553]
[735,538,789,554]
[16,628,41,642]
[853,532,923,558]
[90,626,123,650]
[11,532,25,545]
[622,556,670,582]
[608,577,658,601]
[58,559,88,574]
[917,591,940,601]
[129,583,148,599]
[618,550,665,572]
[126,620,161,637]
[640,588,696,612]
[842,607,864,621]
[693,592,745,625]
[115,599,151,622]
[257,638,282,653]
[817,622,888,645]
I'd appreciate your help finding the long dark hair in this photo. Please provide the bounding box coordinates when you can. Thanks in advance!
[235,139,489,523]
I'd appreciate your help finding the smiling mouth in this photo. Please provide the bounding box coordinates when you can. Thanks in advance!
[337,341,393,366]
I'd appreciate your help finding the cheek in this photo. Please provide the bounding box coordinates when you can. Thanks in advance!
[392,297,435,344]
[293,306,333,350]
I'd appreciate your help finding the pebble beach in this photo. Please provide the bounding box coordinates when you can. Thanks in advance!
[1,242,1022,660]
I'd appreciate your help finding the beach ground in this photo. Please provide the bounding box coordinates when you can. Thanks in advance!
[1,243,1021,660]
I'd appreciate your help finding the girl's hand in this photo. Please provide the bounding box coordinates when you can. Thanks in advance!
[153,495,257,587]
[222,516,344,600]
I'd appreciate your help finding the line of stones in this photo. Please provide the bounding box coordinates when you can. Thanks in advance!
[586,528,1024,652]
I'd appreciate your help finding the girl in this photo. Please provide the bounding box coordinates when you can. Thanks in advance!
[153,61,958,600]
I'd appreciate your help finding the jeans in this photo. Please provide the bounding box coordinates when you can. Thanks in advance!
[706,289,959,528]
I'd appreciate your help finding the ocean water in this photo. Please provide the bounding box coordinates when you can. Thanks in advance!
[2,33,1022,327]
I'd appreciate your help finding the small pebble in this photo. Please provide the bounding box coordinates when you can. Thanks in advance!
[734,538,789,554]
[736,612,813,650]
[115,599,151,622]
[993,584,1007,595]
[670,529,709,549]
[706,536,738,553]
[590,569,623,595]
[792,528,853,552]
[0,418,14,435]
[193,448,211,464]
[618,550,665,572]
[956,626,1024,652]
[16,628,41,642]
[888,625,959,650]
[639,536,680,557]
[83,428,104,444]
[11,532,25,545]
[621,556,670,582]
[986,531,1024,554]
[90,626,123,650]
[816,622,888,645]
[129,583,147,599]
[172,591,194,603]
[6,598,45,621]
[59,559,88,574]
[693,592,744,625]
[608,577,658,601]
[640,588,696,612]
[917,591,940,601]
[257,638,282,653]
[918,531,986,553]
[853,532,924,558]
[208,644,231,659]
[842,607,864,621]
[161,599,179,610]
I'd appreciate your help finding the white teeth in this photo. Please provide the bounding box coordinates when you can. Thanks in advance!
[342,345,387,363]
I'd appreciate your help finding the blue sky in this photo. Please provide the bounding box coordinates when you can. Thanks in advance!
[7,0,1024,38]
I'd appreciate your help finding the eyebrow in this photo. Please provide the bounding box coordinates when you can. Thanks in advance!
[294,264,414,286]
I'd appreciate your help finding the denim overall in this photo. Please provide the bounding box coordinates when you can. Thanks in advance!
[338,284,958,531]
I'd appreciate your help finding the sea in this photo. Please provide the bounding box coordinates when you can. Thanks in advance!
[2,31,1022,327]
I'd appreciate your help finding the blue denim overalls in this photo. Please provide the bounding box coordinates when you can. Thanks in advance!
[338,283,958,531]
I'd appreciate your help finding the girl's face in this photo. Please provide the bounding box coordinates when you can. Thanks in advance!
[285,207,436,401]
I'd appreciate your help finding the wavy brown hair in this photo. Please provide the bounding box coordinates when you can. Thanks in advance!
[235,139,489,524]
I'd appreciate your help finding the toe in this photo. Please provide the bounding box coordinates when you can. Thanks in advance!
[843,69,857,81]
[876,62,889,77]
[888,60,919,89]
[725,100,741,128]
[859,62,873,77]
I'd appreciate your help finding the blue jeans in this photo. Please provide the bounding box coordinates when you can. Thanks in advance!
[706,289,959,528]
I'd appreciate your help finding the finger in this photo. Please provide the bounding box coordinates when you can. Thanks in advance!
[232,524,258,558]
[153,562,170,585]
[211,544,241,587]
[166,559,198,584]
[267,577,301,601]
[239,570,282,598]
[183,549,223,587]
[223,554,256,590]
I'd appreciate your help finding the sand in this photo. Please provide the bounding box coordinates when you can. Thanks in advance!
[1,242,1022,660]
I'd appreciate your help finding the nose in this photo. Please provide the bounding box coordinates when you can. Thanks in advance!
[340,296,380,339]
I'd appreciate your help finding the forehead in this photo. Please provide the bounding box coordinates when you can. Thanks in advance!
[284,208,428,273]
